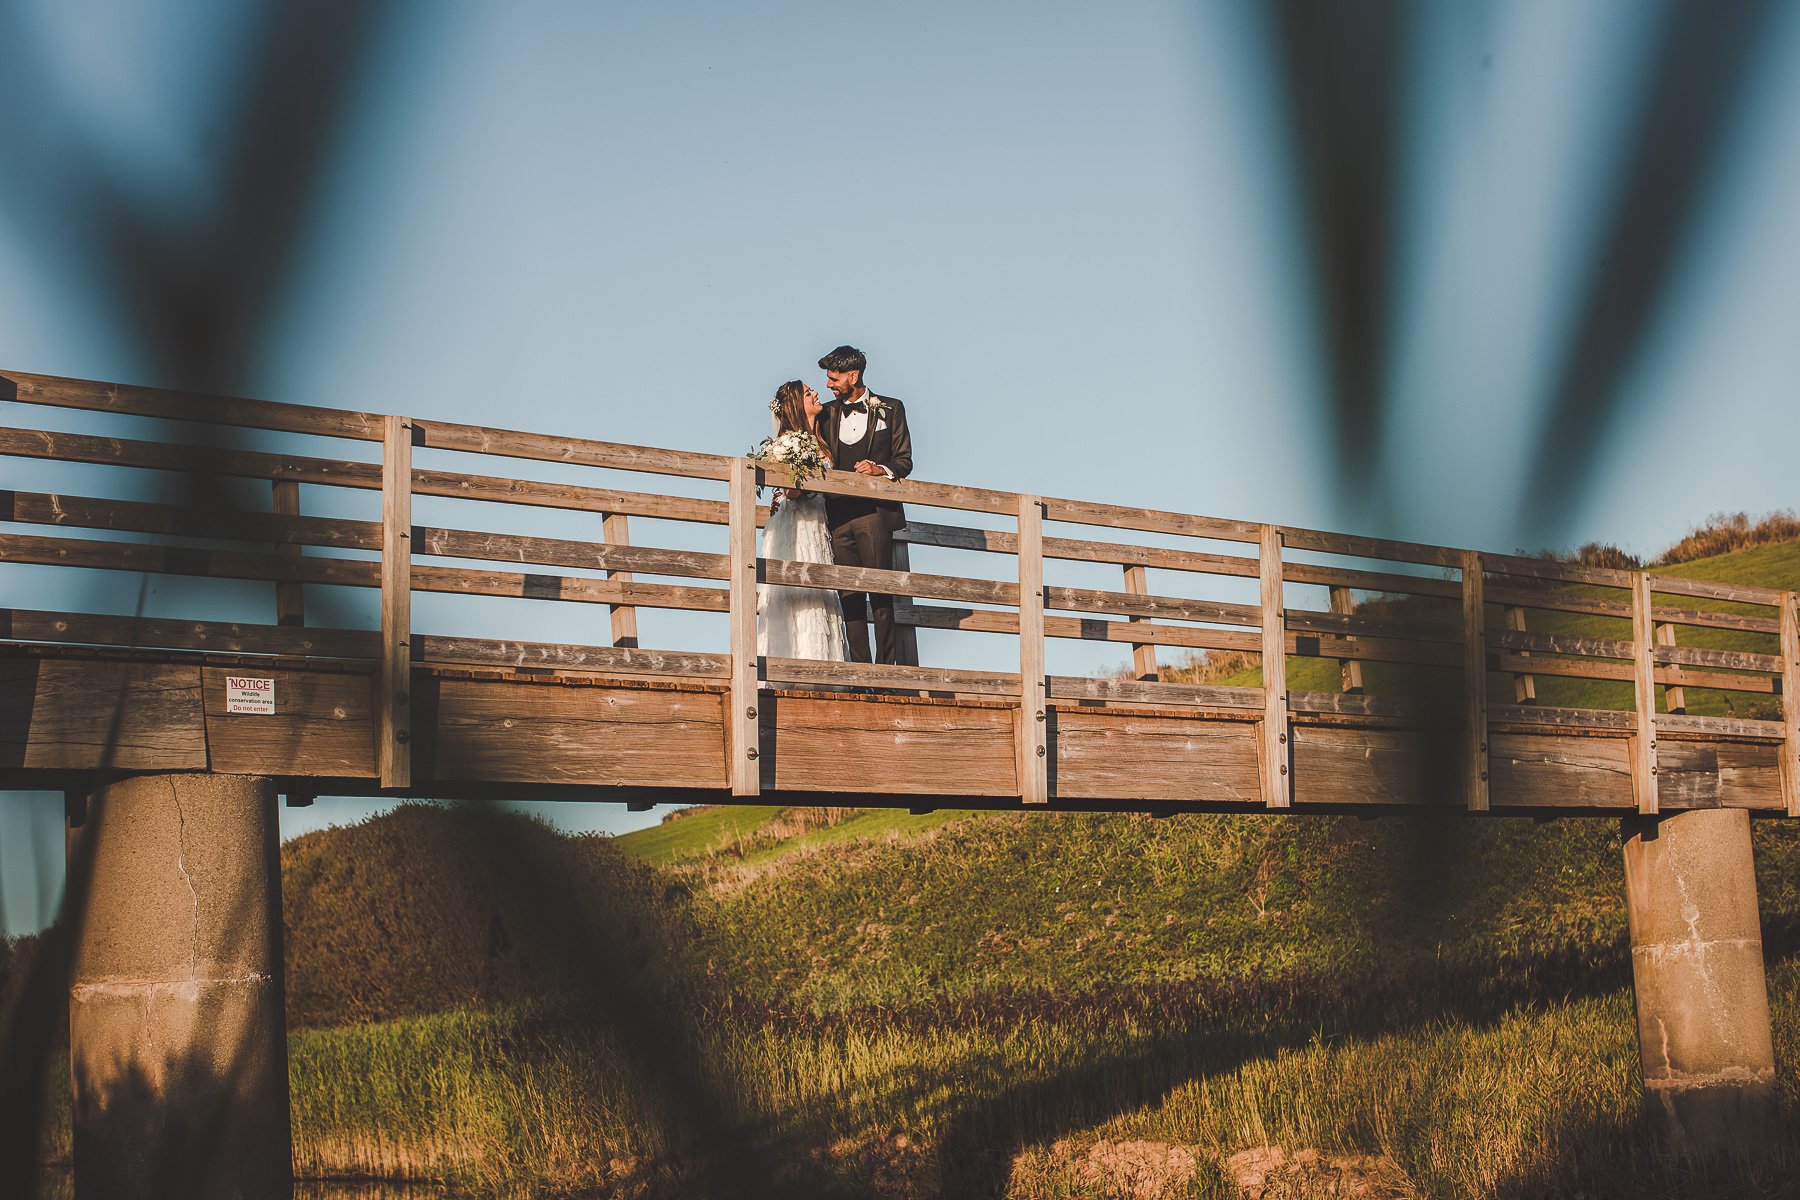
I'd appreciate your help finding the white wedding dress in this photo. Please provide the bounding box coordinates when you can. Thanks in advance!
[757,491,849,663]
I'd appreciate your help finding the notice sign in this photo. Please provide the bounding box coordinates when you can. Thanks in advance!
[225,676,276,715]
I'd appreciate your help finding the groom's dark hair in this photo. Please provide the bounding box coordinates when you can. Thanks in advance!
[818,345,867,374]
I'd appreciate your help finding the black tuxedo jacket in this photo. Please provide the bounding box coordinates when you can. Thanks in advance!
[823,393,912,531]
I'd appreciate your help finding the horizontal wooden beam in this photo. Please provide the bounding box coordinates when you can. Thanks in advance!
[1,369,385,441]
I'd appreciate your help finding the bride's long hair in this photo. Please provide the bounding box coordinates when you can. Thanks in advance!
[771,380,824,446]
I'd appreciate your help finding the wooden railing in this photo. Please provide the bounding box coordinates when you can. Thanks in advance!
[3,368,1798,815]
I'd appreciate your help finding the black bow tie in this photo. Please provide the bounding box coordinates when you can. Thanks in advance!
[841,401,868,414]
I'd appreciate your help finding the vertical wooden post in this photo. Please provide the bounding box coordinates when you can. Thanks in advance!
[892,539,922,668]
[1123,564,1159,681]
[1781,591,1800,818]
[1259,525,1290,808]
[1328,585,1363,694]
[1655,622,1685,714]
[1462,551,1489,812]
[1504,606,1537,704]
[379,415,412,790]
[271,480,304,628]
[1631,572,1660,815]
[727,458,761,796]
[600,512,639,649]
[1017,495,1049,805]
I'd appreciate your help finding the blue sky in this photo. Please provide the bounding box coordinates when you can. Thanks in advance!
[5,0,1800,935]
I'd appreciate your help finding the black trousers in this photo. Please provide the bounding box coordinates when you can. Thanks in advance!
[830,511,898,665]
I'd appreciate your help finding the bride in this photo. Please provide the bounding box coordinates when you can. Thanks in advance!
[757,381,849,663]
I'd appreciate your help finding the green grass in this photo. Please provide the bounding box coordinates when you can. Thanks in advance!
[263,960,1797,1197]
[613,804,786,865]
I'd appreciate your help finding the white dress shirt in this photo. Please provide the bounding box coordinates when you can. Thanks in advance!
[835,389,894,479]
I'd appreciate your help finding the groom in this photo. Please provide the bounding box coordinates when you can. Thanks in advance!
[819,344,913,665]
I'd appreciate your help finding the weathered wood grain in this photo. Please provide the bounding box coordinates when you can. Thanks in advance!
[0,657,206,770]
[895,603,1266,655]
[1,490,379,550]
[414,525,729,581]
[759,692,1016,795]
[414,418,733,482]
[1329,585,1365,694]
[432,678,727,787]
[1488,733,1634,809]
[757,461,1016,515]
[1046,585,1258,627]
[763,657,1018,695]
[1463,551,1489,812]
[1123,564,1159,681]
[1504,606,1537,704]
[1484,585,1628,621]
[601,513,640,648]
[2,609,376,659]
[411,468,733,523]
[1260,525,1290,808]
[1784,593,1800,817]
[1631,574,1658,815]
[1289,562,1461,600]
[763,557,1020,608]
[272,480,306,626]
[1284,607,1463,643]
[898,521,1263,579]
[380,416,413,788]
[415,636,726,677]
[1654,739,1783,811]
[1288,690,1421,718]
[1044,497,1261,543]
[1484,553,1635,589]
[727,458,761,796]
[1645,572,1785,607]
[1651,643,1781,674]
[0,532,383,589]
[1017,496,1049,804]
[409,563,728,611]
[202,666,376,776]
[1279,527,1462,570]
[1491,628,1635,661]
[1654,713,1784,740]
[2,369,385,440]
[1048,676,1263,710]
[1051,709,1261,804]
[0,426,380,488]
[1289,724,1438,807]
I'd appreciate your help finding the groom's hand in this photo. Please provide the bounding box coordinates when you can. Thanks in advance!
[853,459,889,477]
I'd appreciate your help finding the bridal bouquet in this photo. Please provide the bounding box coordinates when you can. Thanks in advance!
[749,429,831,489]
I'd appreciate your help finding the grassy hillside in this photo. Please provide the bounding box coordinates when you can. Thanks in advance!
[21,536,1800,1198]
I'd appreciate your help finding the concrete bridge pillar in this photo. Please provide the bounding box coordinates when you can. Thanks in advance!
[66,773,292,1200]
[1621,807,1775,1152]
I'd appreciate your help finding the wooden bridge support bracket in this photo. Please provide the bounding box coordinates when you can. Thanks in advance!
[1621,807,1774,1153]
[66,773,292,1200]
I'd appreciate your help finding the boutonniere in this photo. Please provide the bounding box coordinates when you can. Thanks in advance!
[864,395,890,423]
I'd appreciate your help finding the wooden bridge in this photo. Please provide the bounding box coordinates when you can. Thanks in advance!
[3,368,1797,818]
[4,369,1790,1194]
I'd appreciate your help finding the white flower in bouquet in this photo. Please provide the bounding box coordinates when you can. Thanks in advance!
[749,429,831,489]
